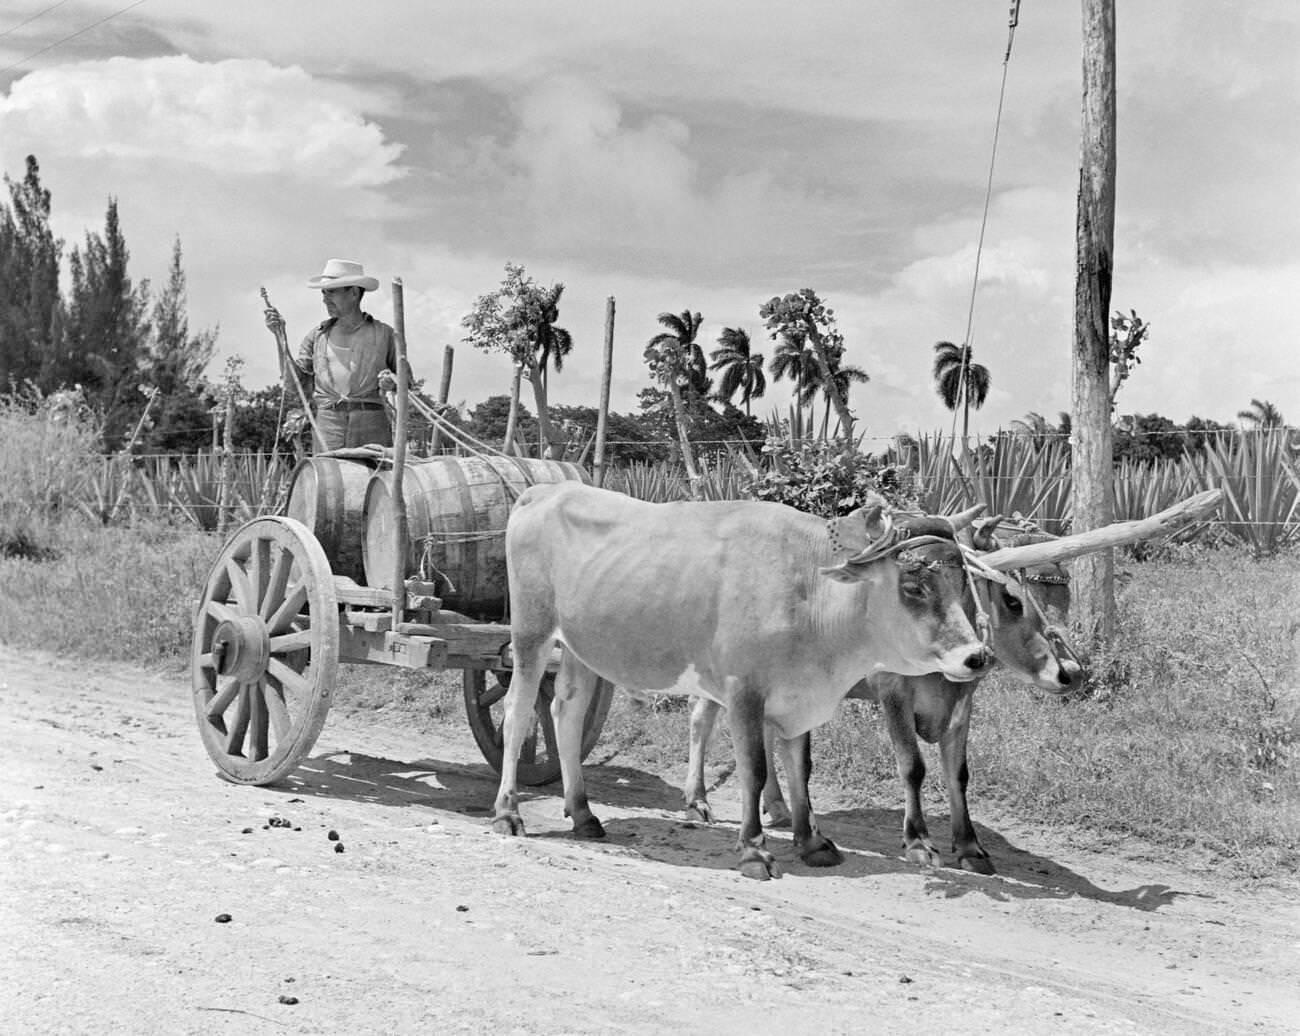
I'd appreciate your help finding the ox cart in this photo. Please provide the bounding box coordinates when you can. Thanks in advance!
[189,313,613,788]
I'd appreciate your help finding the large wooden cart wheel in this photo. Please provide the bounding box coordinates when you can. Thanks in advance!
[192,516,339,785]
[464,668,614,786]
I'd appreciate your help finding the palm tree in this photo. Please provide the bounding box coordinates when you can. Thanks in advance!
[933,340,991,443]
[709,327,766,416]
[1237,398,1284,430]
[769,335,820,438]
[645,310,706,487]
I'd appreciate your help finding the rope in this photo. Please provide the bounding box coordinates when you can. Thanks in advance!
[953,0,1022,448]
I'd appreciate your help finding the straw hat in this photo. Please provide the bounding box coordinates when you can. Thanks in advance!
[306,258,379,292]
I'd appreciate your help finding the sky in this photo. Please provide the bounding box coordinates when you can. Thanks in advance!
[1,1,1296,446]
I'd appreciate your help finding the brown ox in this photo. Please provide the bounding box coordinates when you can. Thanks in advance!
[490,482,992,880]
[683,522,1079,874]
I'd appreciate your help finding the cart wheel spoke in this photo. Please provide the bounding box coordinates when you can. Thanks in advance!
[225,557,256,616]
[267,581,309,634]
[267,656,311,698]
[263,677,292,742]
[206,676,241,719]
[268,629,314,654]
[225,684,252,756]
[260,547,293,622]
[249,681,270,761]
[204,599,239,625]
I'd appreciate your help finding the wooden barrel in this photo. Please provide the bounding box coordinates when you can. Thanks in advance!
[362,456,588,618]
[284,457,373,582]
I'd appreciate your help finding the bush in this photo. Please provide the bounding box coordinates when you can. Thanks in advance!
[747,438,917,517]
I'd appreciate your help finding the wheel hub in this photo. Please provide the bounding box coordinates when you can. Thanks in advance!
[211,616,270,682]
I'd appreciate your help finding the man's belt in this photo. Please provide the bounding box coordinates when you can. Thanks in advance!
[319,399,385,412]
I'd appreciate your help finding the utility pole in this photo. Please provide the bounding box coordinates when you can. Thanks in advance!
[1072,0,1117,652]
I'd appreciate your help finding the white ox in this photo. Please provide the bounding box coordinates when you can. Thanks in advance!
[682,522,1082,874]
[490,481,993,880]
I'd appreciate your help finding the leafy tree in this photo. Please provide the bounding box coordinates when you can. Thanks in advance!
[549,403,671,465]
[0,156,62,392]
[644,310,708,486]
[709,326,765,415]
[1237,398,1285,430]
[233,385,290,453]
[1109,309,1148,409]
[1113,412,1185,463]
[465,394,537,450]
[52,198,151,449]
[461,263,571,457]
[1182,415,1230,455]
[932,340,990,442]
[760,290,856,444]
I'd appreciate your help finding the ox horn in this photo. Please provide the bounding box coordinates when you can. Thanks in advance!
[945,503,987,533]
[979,490,1224,571]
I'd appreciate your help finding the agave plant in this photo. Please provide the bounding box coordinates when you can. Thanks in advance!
[1194,428,1300,556]
[611,461,691,502]
[75,455,140,525]
[911,432,1071,531]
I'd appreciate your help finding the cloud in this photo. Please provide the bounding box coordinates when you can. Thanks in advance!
[0,55,405,187]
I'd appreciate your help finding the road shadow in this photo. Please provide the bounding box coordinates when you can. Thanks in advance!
[817,804,1195,912]
[261,751,1193,911]
[270,749,684,821]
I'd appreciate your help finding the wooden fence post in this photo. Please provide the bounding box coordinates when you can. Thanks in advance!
[430,344,455,454]
[594,296,615,488]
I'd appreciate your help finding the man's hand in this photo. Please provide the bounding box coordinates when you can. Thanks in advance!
[264,306,285,336]
[378,369,398,393]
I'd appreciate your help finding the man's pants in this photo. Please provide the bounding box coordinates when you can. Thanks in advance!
[313,405,392,451]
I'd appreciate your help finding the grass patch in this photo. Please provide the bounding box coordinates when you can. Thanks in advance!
[0,517,218,667]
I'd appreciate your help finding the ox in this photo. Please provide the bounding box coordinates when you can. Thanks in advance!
[490,482,992,880]
[682,521,1080,874]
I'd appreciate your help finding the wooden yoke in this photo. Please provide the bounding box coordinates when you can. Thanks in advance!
[979,490,1223,572]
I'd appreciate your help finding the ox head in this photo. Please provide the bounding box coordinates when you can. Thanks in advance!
[972,519,1081,694]
[821,501,992,683]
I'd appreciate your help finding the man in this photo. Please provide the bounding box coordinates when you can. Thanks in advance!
[265,258,399,452]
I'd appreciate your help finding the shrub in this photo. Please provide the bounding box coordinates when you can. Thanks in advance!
[747,438,917,518]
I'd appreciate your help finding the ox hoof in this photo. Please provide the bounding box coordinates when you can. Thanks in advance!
[958,854,996,876]
[764,801,793,829]
[904,845,941,869]
[572,815,606,840]
[797,836,844,868]
[739,848,782,881]
[491,813,526,837]
[684,800,714,824]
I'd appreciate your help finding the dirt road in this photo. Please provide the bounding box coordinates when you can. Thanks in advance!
[2,645,1298,1035]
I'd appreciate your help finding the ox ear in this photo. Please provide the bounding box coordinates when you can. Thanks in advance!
[972,514,1004,552]
[825,497,889,559]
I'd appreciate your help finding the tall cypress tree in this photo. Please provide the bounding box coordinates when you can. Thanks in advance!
[0,155,63,392]
[54,198,151,447]
[143,237,219,452]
